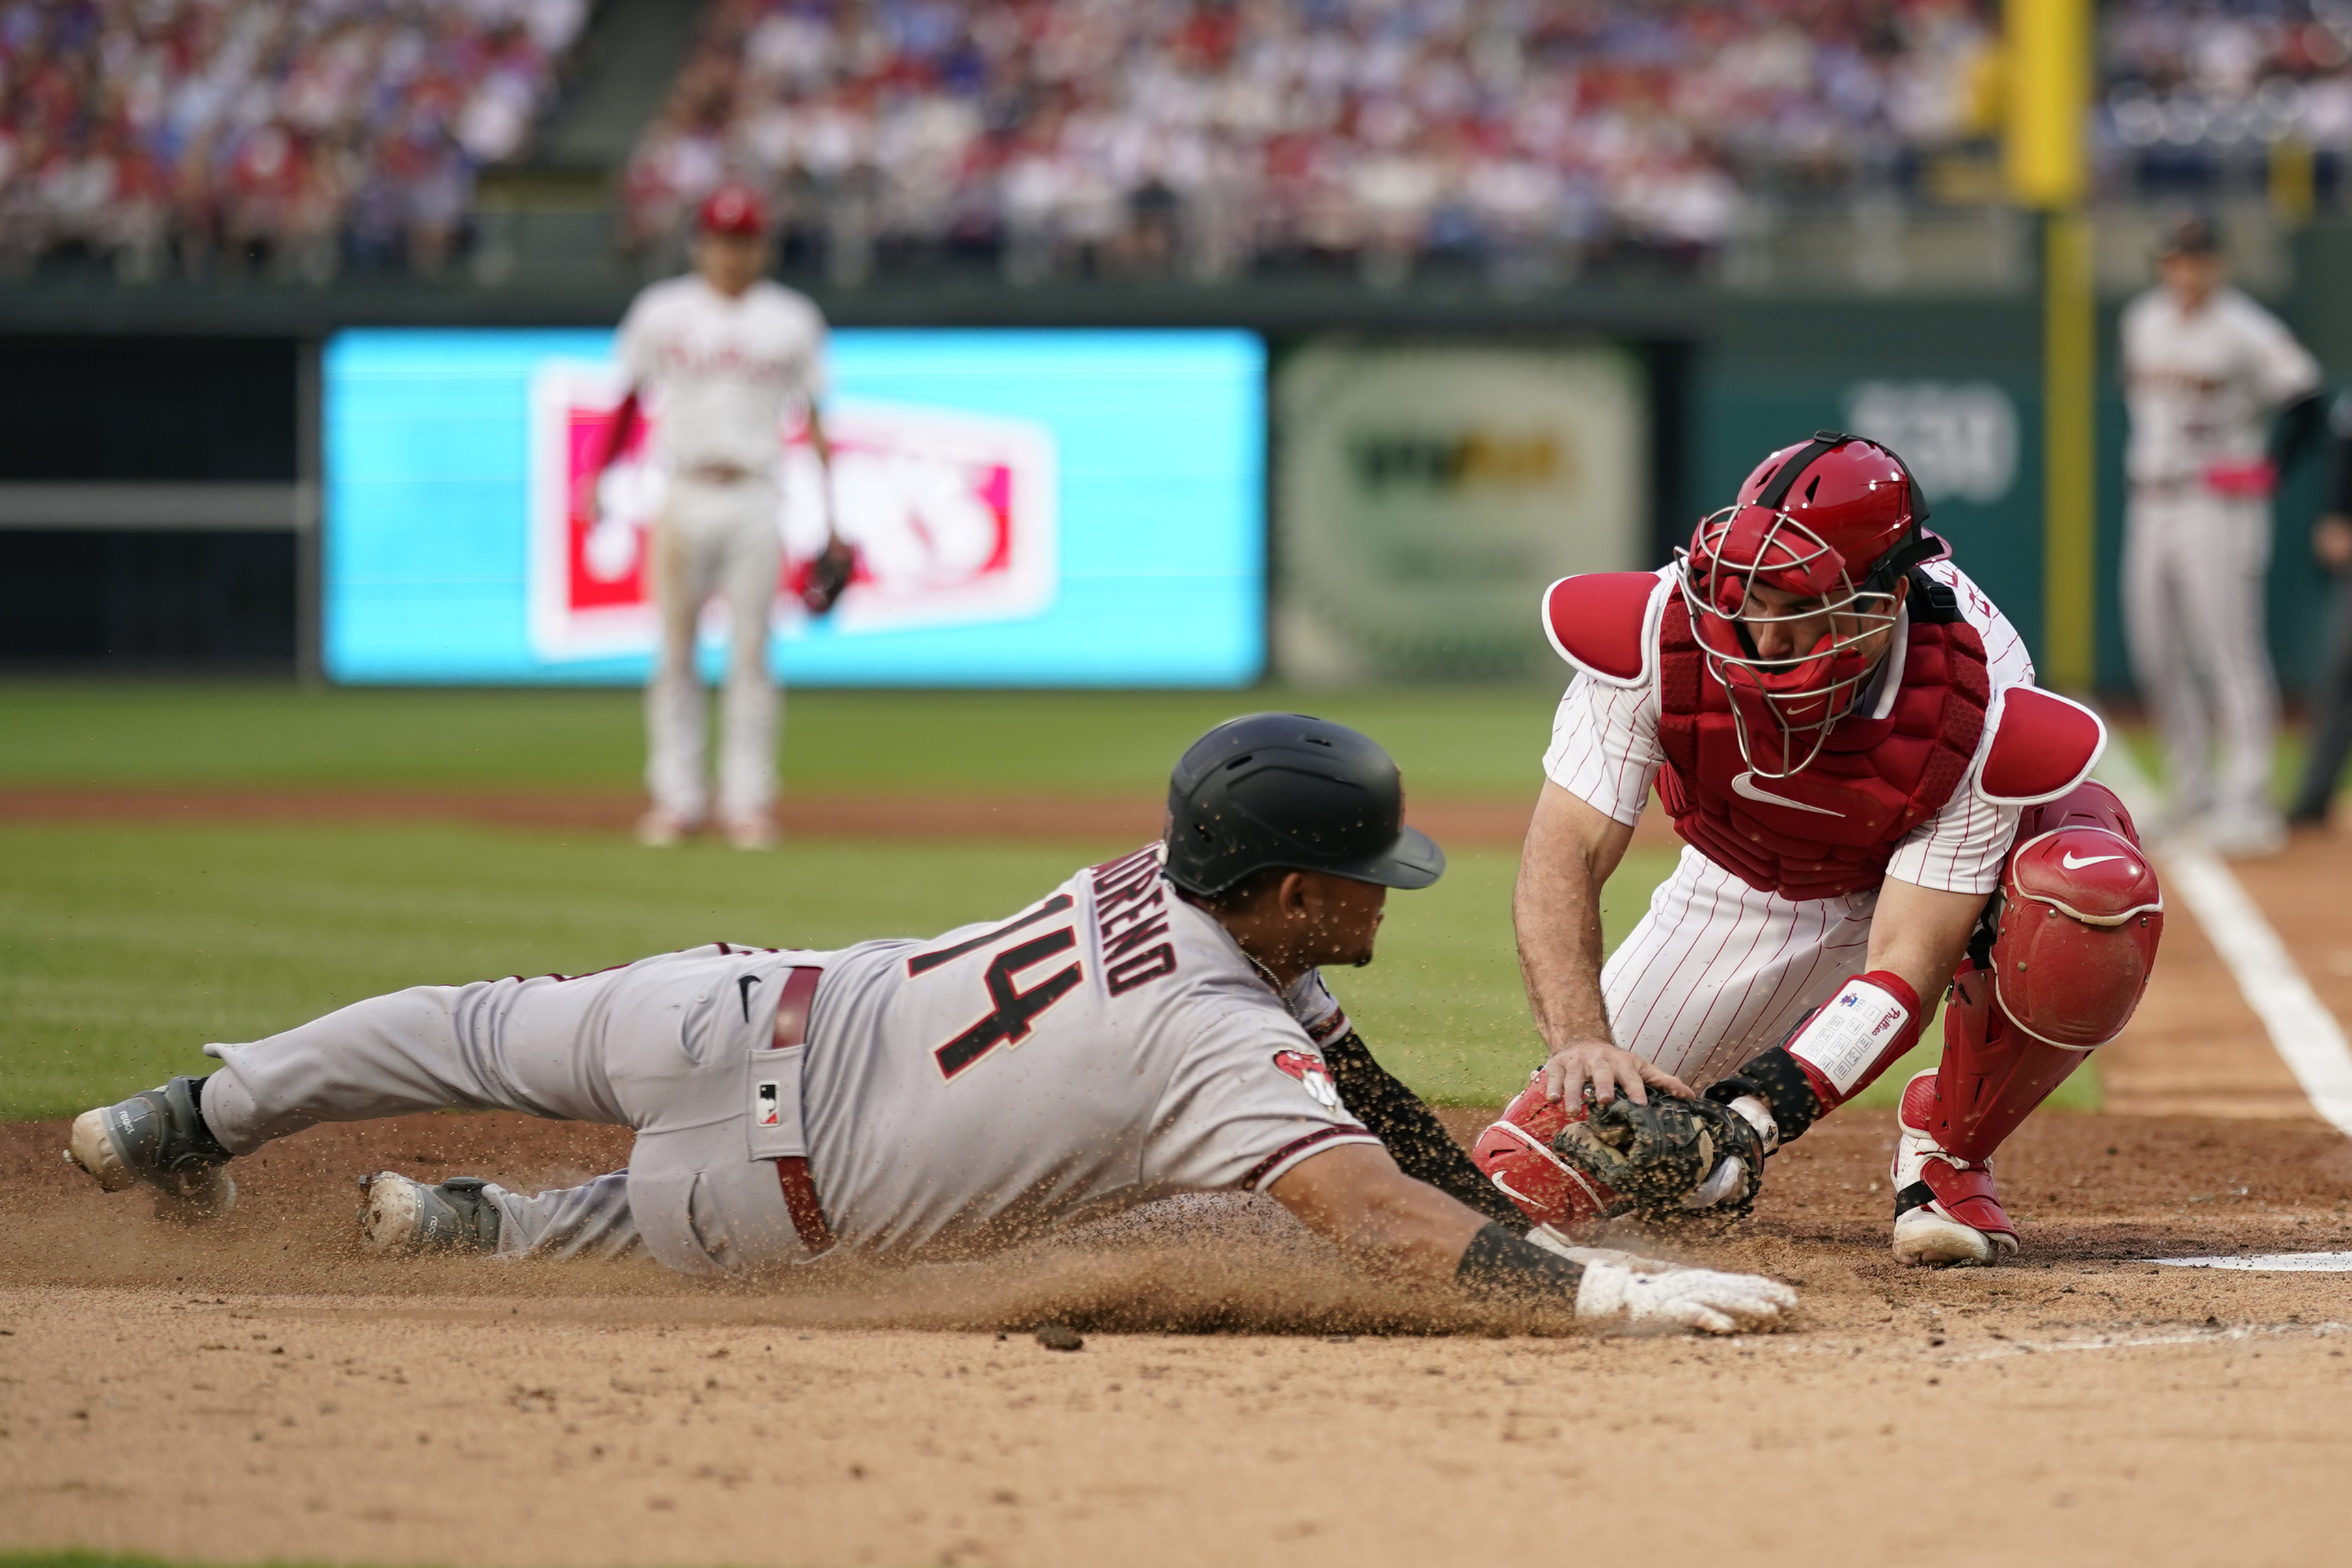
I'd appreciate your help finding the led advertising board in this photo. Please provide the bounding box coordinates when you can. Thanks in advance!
[324,328,1265,685]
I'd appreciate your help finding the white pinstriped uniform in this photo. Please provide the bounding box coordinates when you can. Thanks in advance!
[1543,559,2036,1088]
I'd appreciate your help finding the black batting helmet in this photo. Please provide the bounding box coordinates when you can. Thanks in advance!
[1162,713,1445,896]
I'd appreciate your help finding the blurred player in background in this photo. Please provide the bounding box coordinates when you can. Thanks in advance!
[2288,396,2352,829]
[590,182,853,851]
[2121,212,2324,857]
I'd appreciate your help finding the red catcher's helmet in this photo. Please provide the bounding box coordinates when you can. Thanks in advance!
[698,182,767,238]
[1680,432,1938,778]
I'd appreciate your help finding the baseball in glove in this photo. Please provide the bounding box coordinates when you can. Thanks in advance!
[1558,1091,1768,1226]
[799,536,859,616]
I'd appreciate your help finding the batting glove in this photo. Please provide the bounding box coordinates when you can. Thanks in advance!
[1573,1258,1797,1335]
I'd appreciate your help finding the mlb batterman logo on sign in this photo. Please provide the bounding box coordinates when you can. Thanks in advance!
[525,361,1059,661]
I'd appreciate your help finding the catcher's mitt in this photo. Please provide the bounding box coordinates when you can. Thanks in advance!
[799,536,858,615]
[1554,1090,1767,1225]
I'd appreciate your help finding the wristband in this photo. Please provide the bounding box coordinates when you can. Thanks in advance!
[1454,1220,1585,1304]
[1784,970,1922,1110]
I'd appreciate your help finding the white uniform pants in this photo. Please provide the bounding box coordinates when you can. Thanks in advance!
[2122,488,2279,827]
[195,946,816,1274]
[646,475,783,827]
[1602,847,1879,1089]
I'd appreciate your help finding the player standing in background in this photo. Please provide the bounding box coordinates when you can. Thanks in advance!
[2121,212,2324,857]
[62,715,1792,1337]
[591,182,855,851]
[1481,434,2165,1267]
[2286,396,2352,828]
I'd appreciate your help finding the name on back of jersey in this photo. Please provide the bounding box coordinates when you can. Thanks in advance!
[1090,845,1180,997]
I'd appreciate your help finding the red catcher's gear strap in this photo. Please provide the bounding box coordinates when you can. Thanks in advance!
[1784,969,1924,1112]
[770,965,833,1255]
[592,389,642,477]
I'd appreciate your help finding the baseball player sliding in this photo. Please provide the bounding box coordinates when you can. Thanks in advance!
[2122,212,2323,856]
[1476,433,2166,1267]
[592,182,857,851]
[64,715,1793,1336]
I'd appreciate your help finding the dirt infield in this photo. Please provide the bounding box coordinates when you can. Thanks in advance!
[10,1109,2352,1568]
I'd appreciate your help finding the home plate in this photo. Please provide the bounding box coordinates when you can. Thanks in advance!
[2149,1252,2352,1272]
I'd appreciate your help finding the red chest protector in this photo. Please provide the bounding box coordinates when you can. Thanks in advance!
[1652,585,1990,900]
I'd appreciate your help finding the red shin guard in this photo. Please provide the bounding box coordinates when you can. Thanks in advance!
[1924,958,2093,1163]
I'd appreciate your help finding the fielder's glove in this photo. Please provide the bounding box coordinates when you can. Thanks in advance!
[800,536,858,615]
[1554,1090,1768,1225]
[1573,1257,1797,1335]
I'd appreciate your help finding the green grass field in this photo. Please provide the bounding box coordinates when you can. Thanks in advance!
[0,682,1564,797]
[0,682,2082,1119]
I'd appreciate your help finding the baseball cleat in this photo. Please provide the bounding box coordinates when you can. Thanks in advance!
[635,809,699,847]
[1889,1071,2017,1267]
[358,1172,504,1255]
[722,813,777,851]
[2200,810,2286,860]
[64,1075,236,1221]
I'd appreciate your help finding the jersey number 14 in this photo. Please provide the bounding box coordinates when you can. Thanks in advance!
[906,894,1083,1080]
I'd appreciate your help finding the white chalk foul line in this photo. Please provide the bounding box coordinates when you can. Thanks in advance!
[2096,741,2352,1138]
[1938,1319,2352,1362]
[2151,1252,2352,1271]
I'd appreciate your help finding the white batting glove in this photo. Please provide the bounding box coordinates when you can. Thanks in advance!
[1573,1258,1797,1335]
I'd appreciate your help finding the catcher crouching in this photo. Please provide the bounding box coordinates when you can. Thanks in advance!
[1480,432,2165,1266]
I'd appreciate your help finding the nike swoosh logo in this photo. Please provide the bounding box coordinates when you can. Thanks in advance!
[2060,851,2124,870]
[1729,772,1846,817]
[738,974,760,1023]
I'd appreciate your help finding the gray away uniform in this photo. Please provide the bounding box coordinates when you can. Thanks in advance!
[195,844,1379,1273]
[2120,283,2320,832]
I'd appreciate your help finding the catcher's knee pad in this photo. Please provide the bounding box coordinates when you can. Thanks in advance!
[1926,782,2165,1163]
[1986,781,2165,1050]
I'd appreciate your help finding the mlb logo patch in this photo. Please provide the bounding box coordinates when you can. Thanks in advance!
[756,1081,781,1128]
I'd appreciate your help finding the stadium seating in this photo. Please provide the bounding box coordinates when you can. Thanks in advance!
[0,0,588,281]
[609,0,2352,286]
[9,0,2352,286]
[617,0,1999,286]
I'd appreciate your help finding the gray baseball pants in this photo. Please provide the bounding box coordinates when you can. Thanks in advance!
[646,475,784,829]
[2122,488,2280,828]
[196,945,817,1274]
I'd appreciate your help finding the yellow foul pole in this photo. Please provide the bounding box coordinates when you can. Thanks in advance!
[2006,0,2095,692]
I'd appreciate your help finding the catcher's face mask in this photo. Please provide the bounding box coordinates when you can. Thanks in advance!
[1680,501,1903,780]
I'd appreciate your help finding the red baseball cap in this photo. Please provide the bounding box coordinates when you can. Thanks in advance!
[698,182,767,238]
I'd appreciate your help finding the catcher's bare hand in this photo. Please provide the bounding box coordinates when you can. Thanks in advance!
[1541,1040,1691,1107]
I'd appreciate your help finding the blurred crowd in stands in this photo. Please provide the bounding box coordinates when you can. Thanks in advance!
[2101,2,2352,184]
[10,0,2352,286]
[622,0,2004,286]
[0,0,585,280]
